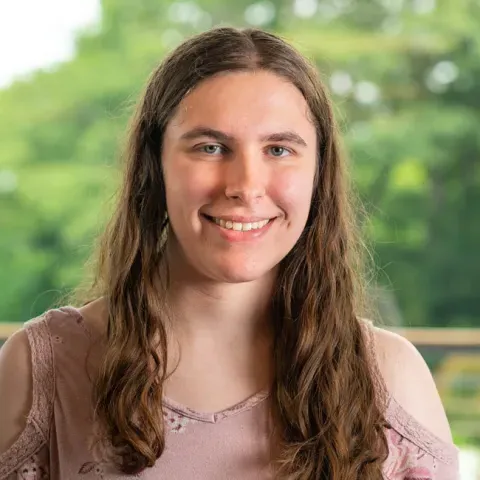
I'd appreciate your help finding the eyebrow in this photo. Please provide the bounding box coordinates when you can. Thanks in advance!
[179,127,308,147]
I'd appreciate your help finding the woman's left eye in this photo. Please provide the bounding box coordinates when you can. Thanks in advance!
[268,146,291,157]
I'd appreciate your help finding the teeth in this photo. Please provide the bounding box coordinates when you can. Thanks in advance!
[211,217,270,231]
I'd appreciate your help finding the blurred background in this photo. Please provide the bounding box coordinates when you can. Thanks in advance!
[0,0,479,476]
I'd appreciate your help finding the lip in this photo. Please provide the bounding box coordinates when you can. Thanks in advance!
[201,214,275,243]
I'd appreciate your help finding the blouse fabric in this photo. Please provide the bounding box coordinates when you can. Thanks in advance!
[0,307,460,479]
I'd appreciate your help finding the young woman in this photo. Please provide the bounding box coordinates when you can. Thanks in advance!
[0,27,459,479]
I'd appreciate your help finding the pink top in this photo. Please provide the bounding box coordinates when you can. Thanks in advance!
[0,307,460,479]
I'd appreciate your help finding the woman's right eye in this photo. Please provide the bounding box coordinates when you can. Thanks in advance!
[199,144,224,155]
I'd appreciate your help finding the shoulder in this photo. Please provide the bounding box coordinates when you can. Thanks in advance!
[0,329,33,453]
[0,304,99,464]
[370,325,453,444]
[0,308,75,459]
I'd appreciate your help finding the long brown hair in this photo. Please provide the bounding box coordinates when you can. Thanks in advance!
[82,26,391,479]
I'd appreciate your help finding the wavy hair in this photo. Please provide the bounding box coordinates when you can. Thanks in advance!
[81,26,391,479]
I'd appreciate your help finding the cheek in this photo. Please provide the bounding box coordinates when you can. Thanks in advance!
[271,168,315,220]
[164,161,218,210]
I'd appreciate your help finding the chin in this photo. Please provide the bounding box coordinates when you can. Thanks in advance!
[221,272,265,284]
[208,260,274,284]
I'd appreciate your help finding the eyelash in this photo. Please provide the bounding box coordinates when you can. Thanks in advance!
[196,144,294,157]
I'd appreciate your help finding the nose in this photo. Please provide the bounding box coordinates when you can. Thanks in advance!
[224,150,267,203]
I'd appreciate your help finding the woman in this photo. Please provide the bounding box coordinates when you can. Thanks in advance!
[0,27,459,479]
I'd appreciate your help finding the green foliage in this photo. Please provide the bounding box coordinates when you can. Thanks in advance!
[0,1,478,329]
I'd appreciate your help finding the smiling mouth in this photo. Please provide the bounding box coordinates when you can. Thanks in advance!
[203,215,273,232]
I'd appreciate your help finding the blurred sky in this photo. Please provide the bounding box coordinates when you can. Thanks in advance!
[0,0,100,89]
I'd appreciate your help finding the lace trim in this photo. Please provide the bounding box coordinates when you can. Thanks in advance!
[0,312,55,478]
[386,396,459,466]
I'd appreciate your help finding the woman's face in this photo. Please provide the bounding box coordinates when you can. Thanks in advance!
[162,70,317,283]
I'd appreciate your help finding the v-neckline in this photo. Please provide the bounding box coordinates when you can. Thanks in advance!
[162,389,270,424]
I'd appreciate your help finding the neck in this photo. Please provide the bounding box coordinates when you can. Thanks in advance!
[158,240,276,406]
[166,267,276,344]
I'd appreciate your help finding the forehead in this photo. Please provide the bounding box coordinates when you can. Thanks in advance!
[165,70,316,141]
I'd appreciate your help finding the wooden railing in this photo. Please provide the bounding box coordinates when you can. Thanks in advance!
[1,323,480,346]
[389,327,480,347]
[0,323,21,342]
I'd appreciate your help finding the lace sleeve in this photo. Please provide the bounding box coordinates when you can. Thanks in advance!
[0,314,55,480]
